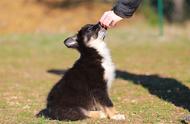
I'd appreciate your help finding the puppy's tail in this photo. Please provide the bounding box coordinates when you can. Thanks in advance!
[36,108,50,119]
[36,107,87,121]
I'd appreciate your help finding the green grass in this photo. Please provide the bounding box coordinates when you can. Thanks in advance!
[0,28,190,124]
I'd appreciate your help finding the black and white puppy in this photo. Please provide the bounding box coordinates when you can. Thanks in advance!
[37,23,125,121]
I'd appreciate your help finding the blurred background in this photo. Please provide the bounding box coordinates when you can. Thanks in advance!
[0,0,190,124]
[0,0,190,34]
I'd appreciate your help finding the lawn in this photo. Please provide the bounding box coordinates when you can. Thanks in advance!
[0,27,190,124]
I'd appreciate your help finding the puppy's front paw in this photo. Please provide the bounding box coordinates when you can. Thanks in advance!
[111,114,125,120]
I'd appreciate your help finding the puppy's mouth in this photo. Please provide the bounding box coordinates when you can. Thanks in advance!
[94,23,107,40]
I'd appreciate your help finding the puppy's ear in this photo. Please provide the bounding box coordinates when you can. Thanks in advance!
[64,35,78,48]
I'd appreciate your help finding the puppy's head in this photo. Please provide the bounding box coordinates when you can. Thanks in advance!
[64,23,106,50]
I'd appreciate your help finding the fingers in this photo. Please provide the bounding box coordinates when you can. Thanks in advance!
[101,16,112,28]
[100,11,112,28]
[110,20,117,27]
[99,12,108,24]
[103,16,113,28]
[99,11,123,28]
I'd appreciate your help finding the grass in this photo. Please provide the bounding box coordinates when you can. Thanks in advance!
[0,27,190,124]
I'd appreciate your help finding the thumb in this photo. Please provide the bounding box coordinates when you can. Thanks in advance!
[110,20,117,27]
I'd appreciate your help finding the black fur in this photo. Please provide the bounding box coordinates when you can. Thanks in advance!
[37,24,114,121]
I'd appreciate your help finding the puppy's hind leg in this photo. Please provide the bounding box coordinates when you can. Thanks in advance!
[81,108,106,119]
[92,89,126,120]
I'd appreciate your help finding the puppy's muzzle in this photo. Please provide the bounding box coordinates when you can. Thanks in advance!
[94,23,107,40]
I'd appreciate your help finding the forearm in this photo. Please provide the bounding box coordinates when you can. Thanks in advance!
[112,0,142,18]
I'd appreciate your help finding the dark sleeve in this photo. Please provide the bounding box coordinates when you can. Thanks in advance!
[112,0,142,18]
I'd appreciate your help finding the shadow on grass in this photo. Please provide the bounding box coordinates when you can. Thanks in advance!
[116,70,190,111]
[47,69,190,112]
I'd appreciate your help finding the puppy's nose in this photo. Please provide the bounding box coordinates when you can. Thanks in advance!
[93,23,101,30]
[97,22,107,30]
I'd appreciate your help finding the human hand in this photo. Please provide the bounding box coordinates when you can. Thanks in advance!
[99,10,123,28]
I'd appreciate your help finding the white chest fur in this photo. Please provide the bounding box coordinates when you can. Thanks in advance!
[88,39,115,90]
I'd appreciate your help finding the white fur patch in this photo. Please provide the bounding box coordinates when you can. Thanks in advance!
[88,39,115,90]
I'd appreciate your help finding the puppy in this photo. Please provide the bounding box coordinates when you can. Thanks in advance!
[37,23,125,121]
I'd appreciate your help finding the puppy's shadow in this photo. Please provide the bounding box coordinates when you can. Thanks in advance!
[116,70,190,111]
[47,69,190,112]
